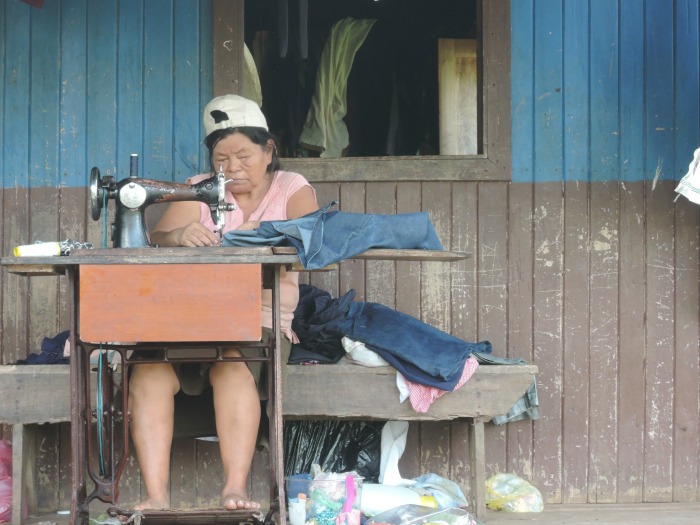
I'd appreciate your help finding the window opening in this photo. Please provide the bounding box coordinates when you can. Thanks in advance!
[244,0,479,159]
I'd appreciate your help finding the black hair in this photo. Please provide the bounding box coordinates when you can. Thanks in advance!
[204,127,281,174]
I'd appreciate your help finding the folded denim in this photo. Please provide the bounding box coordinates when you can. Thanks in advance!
[222,201,444,269]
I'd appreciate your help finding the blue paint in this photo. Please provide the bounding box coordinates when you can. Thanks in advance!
[589,0,619,183]
[511,0,535,184]
[30,0,60,188]
[2,0,698,187]
[674,0,700,181]
[116,0,145,183]
[532,1,564,184]
[619,0,645,183]
[87,0,118,184]
[1,0,213,188]
[562,0,590,183]
[512,0,699,183]
[59,0,88,189]
[3,0,30,188]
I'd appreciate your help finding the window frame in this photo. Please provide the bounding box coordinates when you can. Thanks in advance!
[212,0,511,182]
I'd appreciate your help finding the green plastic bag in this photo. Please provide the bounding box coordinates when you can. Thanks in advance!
[486,473,543,512]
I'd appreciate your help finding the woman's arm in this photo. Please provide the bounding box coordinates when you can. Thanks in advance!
[286,185,319,220]
[149,201,220,247]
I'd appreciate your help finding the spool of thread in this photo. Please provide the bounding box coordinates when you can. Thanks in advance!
[13,242,61,257]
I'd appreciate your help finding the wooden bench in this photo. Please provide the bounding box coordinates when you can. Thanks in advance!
[0,364,72,525]
[283,359,537,518]
[0,360,536,522]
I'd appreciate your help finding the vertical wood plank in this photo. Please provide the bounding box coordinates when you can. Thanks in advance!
[421,182,452,333]
[143,0,174,180]
[338,182,365,300]
[506,183,535,481]
[35,423,60,512]
[449,181,478,500]
[561,0,590,502]
[617,182,647,503]
[195,439,222,508]
[213,0,244,97]
[477,182,508,478]
[420,182,453,484]
[365,182,396,307]
[561,182,590,504]
[672,0,700,502]
[396,182,423,319]
[643,180,676,502]
[531,0,564,501]
[617,0,646,503]
[308,182,340,296]
[532,182,564,503]
[672,198,700,501]
[643,0,676,500]
[587,0,620,502]
[170,437,197,508]
[587,180,620,503]
[28,0,61,357]
[2,1,31,365]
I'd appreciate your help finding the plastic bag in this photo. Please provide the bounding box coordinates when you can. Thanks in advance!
[485,473,543,512]
[0,439,12,522]
[284,420,382,482]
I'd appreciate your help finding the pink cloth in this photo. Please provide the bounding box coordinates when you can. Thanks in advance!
[403,356,479,413]
[188,170,315,341]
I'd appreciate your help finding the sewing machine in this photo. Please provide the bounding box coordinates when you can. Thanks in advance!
[89,154,236,248]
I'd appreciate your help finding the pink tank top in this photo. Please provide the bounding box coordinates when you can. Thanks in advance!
[187,170,316,341]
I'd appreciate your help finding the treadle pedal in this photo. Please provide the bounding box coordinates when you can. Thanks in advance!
[107,506,266,524]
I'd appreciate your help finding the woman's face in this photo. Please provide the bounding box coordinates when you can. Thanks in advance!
[211,131,273,194]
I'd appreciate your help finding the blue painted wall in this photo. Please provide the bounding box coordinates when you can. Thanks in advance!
[512,0,700,183]
[1,0,213,188]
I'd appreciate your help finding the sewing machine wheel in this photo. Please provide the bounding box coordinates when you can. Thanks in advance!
[89,167,104,221]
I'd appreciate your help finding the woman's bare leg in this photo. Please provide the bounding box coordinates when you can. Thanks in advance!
[129,362,180,510]
[209,351,261,510]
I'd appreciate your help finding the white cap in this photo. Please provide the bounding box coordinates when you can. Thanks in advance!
[203,94,268,136]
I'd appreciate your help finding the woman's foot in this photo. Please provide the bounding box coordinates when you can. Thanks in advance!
[133,497,170,511]
[222,490,261,511]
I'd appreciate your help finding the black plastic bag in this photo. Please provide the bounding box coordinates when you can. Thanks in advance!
[284,420,383,482]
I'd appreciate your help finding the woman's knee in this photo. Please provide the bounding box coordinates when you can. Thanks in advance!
[130,363,180,396]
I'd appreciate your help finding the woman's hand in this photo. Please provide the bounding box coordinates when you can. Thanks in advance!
[168,222,220,247]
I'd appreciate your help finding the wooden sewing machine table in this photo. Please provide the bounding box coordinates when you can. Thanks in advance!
[2,246,470,525]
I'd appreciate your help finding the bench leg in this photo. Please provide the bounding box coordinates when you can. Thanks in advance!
[12,423,38,525]
[468,416,487,520]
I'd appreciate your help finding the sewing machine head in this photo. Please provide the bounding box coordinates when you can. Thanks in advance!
[89,154,235,248]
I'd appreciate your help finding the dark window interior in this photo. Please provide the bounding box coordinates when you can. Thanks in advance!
[244,0,478,158]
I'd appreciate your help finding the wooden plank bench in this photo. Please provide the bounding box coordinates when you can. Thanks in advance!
[0,364,72,525]
[283,359,538,518]
[0,360,536,522]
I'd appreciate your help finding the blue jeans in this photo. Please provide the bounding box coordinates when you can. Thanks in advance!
[222,201,444,269]
[333,302,491,390]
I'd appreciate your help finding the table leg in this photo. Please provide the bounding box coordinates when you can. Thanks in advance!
[468,416,487,520]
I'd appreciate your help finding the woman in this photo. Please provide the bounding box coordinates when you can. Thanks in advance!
[129,94,318,511]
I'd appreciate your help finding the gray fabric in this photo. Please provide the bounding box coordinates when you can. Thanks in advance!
[472,352,540,425]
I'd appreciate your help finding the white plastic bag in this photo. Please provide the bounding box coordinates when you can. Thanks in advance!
[486,473,543,512]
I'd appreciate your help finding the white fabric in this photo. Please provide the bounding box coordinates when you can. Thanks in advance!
[675,147,700,205]
[379,421,414,486]
[342,336,390,367]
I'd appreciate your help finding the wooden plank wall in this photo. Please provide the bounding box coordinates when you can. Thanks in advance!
[3,177,698,512]
[1,0,700,515]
